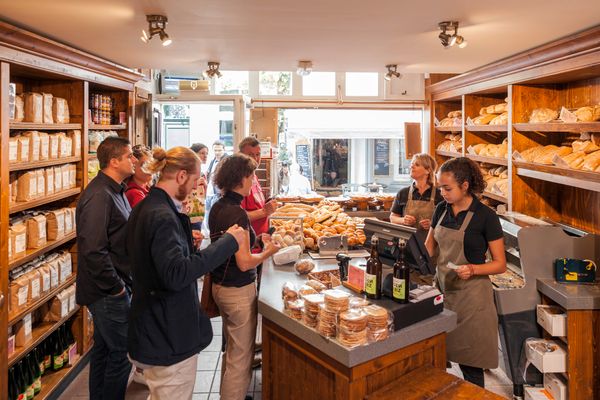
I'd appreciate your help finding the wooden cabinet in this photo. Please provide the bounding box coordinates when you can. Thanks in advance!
[428,26,600,235]
[0,22,142,400]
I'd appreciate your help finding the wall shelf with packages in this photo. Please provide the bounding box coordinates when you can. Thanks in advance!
[8,306,79,368]
[9,188,81,214]
[9,122,83,131]
[8,232,76,271]
[9,157,81,172]
[435,125,462,132]
[514,161,600,192]
[89,123,127,130]
[8,275,77,326]
[435,150,462,158]
[465,125,508,132]
[466,154,509,166]
[36,349,88,400]
[513,122,600,133]
[482,191,508,203]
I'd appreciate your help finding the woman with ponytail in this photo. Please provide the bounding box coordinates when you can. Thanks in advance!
[424,157,506,388]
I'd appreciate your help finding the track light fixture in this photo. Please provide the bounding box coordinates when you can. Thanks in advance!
[204,62,222,79]
[141,15,172,46]
[384,64,401,81]
[438,21,467,49]
[296,60,313,76]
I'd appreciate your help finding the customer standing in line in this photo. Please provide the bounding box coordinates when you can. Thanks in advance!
[425,157,506,387]
[76,136,136,400]
[187,143,209,232]
[126,146,246,399]
[204,140,227,224]
[390,153,443,231]
[209,153,280,400]
[125,144,154,208]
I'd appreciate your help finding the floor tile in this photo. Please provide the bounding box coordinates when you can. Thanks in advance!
[194,370,216,393]
[204,336,223,352]
[212,370,222,392]
[208,394,221,400]
[193,394,209,400]
[486,385,512,398]
[197,351,220,371]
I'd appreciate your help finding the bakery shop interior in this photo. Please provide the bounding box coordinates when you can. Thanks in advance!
[1,2,600,400]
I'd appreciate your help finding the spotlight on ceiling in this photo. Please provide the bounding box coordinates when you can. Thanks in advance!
[384,64,401,81]
[438,21,467,49]
[141,15,172,46]
[296,60,313,76]
[204,62,222,79]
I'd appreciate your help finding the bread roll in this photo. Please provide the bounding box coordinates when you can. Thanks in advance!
[535,145,572,165]
[572,140,600,154]
[473,114,496,125]
[520,146,544,162]
[574,106,595,122]
[472,143,487,155]
[448,110,462,118]
[486,105,497,114]
[582,151,600,171]
[494,103,508,114]
[490,112,508,125]
[560,151,586,169]
[529,108,558,123]
[479,107,487,116]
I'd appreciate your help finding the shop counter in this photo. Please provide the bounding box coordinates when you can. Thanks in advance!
[258,257,457,400]
[537,278,600,310]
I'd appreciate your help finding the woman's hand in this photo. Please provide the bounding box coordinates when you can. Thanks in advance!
[262,236,281,257]
[456,264,475,280]
[419,218,431,230]
[226,224,246,247]
[403,214,416,226]
[192,230,204,249]
[264,199,278,215]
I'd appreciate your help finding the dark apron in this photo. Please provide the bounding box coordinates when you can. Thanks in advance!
[433,209,498,368]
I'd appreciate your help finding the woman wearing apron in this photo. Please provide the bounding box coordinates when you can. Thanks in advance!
[425,157,506,388]
[390,153,443,238]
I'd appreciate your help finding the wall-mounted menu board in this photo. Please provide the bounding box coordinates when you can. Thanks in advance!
[374,139,390,176]
[296,144,313,180]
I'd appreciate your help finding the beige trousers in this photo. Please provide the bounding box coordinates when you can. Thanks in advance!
[142,354,198,400]
[213,282,257,400]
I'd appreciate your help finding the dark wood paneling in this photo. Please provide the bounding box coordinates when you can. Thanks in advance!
[0,61,9,400]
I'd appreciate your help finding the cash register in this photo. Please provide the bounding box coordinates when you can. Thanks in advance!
[363,218,436,275]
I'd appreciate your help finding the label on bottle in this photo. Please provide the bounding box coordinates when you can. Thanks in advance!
[26,385,34,399]
[393,277,406,300]
[365,273,377,295]
[53,354,63,370]
[33,377,41,393]
[44,355,51,370]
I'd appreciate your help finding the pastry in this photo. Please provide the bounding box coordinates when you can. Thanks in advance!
[295,259,315,275]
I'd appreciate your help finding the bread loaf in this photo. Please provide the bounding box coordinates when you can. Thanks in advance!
[490,112,508,125]
[520,146,544,162]
[472,143,486,154]
[494,103,508,114]
[582,151,600,171]
[572,140,600,154]
[473,114,496,125]
[485,105,497,114]
[529,108,558,123]
[448,110,462,118]
[535,146,572,165]
[67,130,81,156]
[559,151,586,169]
[9,137,18,164]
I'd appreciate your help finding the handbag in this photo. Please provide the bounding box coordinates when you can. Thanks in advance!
[200,273,220,318]
[554,258,596,283]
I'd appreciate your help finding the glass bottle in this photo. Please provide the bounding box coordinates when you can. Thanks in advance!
[43,338,52,372]
[30,350,42,394]
[52,332,64,371]
[23,357,34,400]
[392,239,410,303]
[365,237,382,299]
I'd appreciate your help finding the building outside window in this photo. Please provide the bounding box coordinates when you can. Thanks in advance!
[259,71,292,96]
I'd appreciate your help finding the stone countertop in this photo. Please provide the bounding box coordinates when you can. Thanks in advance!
[258,256,457,367]
[537,278,600,310]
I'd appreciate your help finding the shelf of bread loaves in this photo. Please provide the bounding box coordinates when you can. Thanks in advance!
[514,105,600,133]
[466,139,509,166]
[436,110,462,132]
[466,101,508,131]
[481,165,508,202]
[436,133,463,158]
[270,200,366,251]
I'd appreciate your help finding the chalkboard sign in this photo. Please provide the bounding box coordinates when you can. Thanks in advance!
[295,144,313,180]
[374,139,390,176]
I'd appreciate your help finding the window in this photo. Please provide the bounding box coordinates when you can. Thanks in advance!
[259,71,292,96]
[215,71,249,95]
[302,72,336,96]
[345,72,379,97]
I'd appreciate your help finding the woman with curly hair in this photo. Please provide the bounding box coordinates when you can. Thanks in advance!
[425,157,506,388]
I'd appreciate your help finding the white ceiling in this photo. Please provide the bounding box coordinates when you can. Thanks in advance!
[1,0,599,75]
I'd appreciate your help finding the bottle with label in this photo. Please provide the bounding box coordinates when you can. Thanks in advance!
[15,363,27,400]
[30,351,42,395]
[52,332,64,371]
[392,239,410,303]
[60,325,69,365]
[365,237,382,299]
[22,357,34,400]
[43,337,52,372]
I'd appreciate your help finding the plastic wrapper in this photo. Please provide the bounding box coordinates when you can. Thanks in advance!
[294,259,315,274]
[281,281,298,306]
[337,327,368,348]
[364,304,394,342]
[272,245,302,265]
[286,299,304,320]
[298,284,318,298]
[338,308,368,332]
[348,297,370,309]
[317,303,337,337]
[323,289,350,313]
[308,269,341,289]
[305,279,327,293]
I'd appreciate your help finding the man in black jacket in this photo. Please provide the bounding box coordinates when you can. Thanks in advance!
[127,146,244,398]
[76,136,136,400]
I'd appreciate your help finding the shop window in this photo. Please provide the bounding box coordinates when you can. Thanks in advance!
[345,72,378,97]
[215,71,249,95]
[259,71,292,96]
[312,139,349,189]
[302,72,336,96]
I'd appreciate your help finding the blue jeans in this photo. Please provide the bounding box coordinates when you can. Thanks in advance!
[87,291,132,400]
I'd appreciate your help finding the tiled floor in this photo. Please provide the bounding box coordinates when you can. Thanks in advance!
[62,316,511,399]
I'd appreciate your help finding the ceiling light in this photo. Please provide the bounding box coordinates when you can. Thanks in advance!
[438,21,466,49]
[204,62,222,79]
[141,15,172,46]
[384,64,401,81]
[296,60,313,76]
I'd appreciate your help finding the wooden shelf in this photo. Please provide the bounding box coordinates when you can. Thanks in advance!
[10,122,82,131]
[482,191,508,203]
[9,275,77,326]
[9,188,81,214]
[9,157,81,172]
[435,125,463,132]
[8,306,79,368]
[37,347,89,400]
[513,161,600,192]
[436,150,462,158]
[89,123,126,130]
[9,232,76,271]
[466,154,509,166]
[513,122,600,133]
[466,125,508,132]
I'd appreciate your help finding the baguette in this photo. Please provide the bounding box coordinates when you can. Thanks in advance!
[473,114,496,125]
[582,151,600,171]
